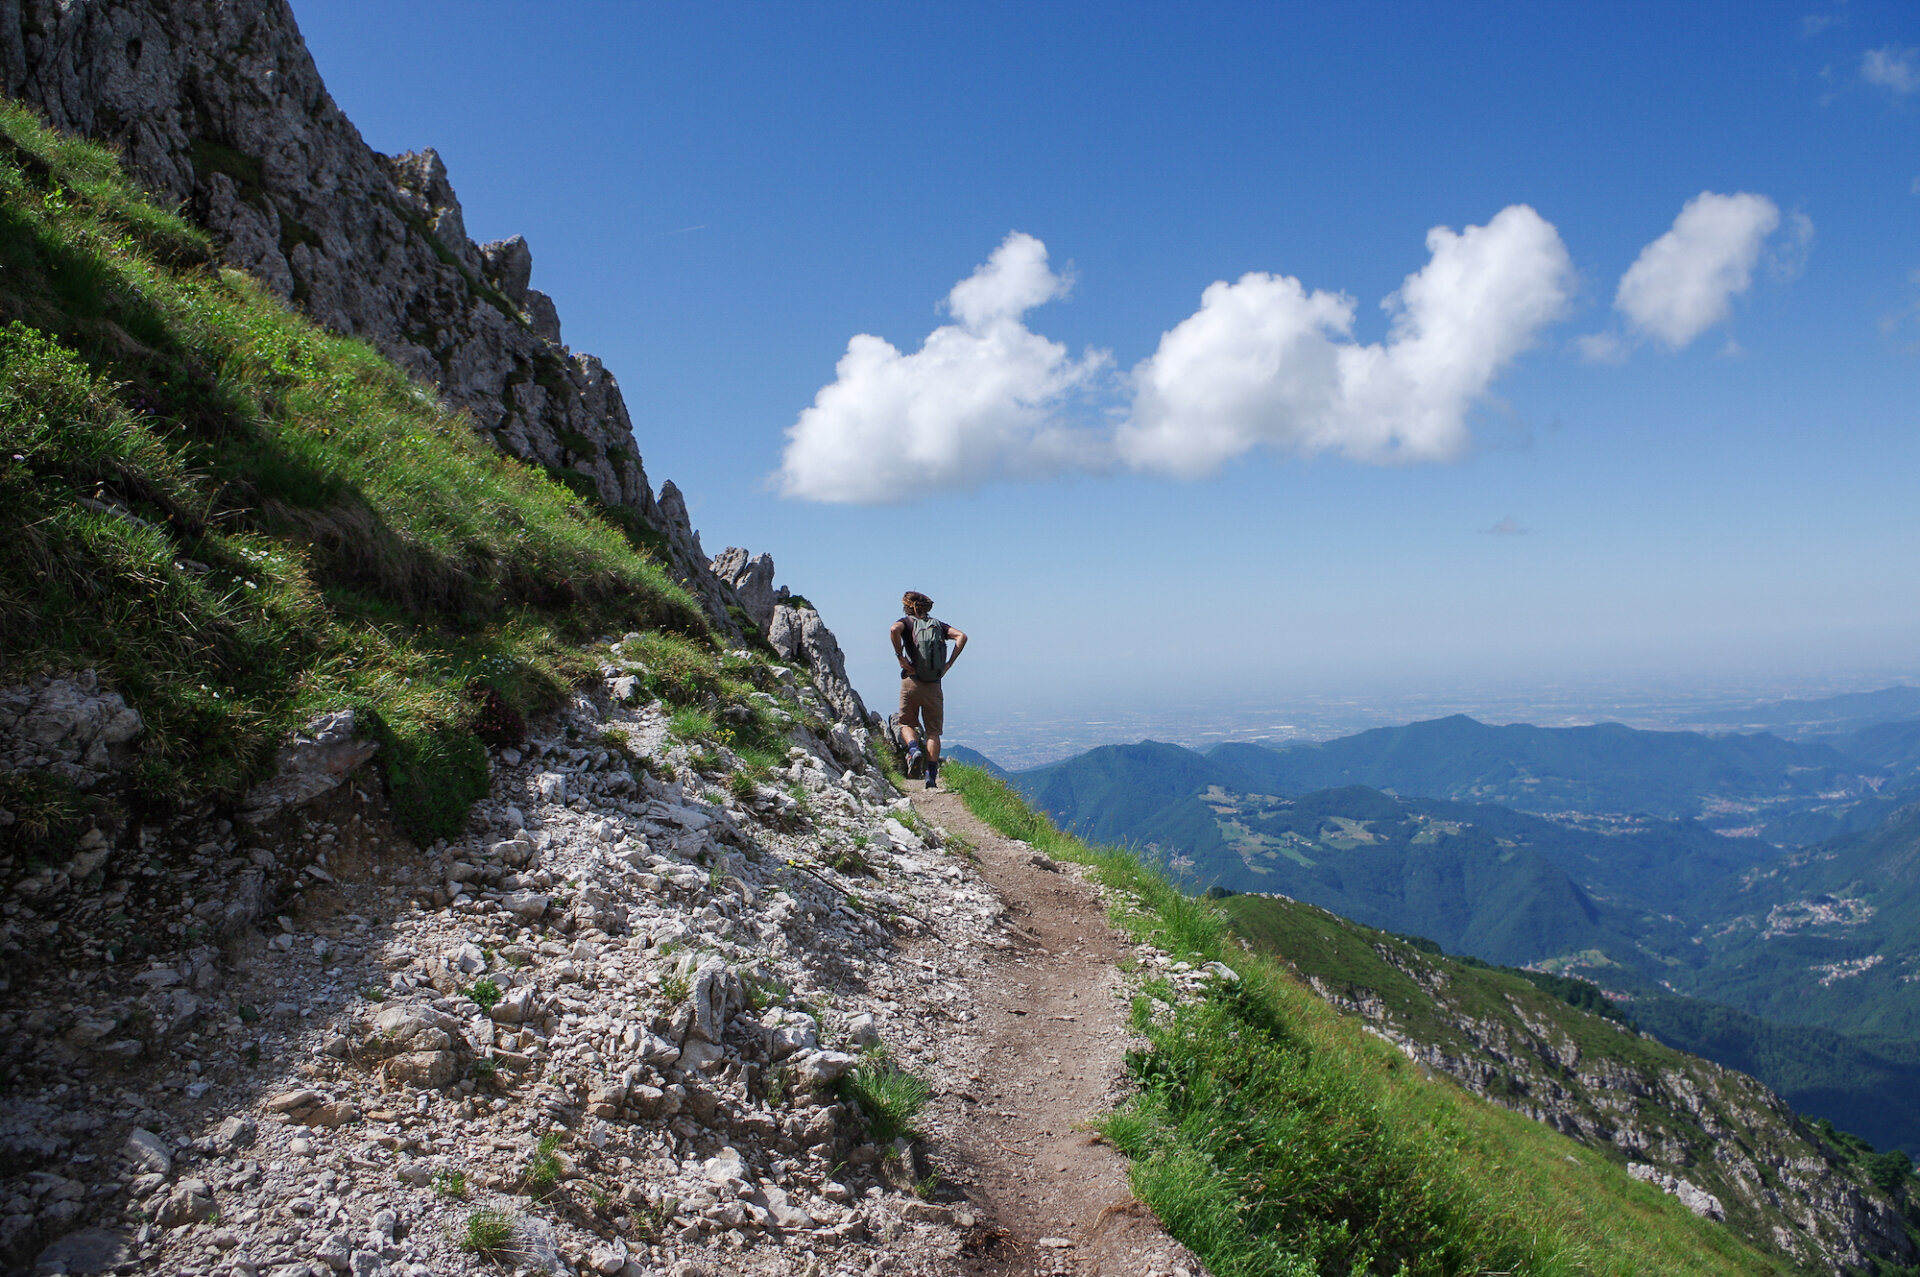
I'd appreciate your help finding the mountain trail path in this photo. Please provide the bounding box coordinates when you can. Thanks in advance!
[907,789,1207,1277]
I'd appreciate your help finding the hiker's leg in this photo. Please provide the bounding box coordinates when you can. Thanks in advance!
[897,682,923,750]
[922,687,944,764]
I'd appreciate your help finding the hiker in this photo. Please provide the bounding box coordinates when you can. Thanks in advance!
[891,591,966,789]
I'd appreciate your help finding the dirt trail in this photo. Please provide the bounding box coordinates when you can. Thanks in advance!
[909,789,1206,1277]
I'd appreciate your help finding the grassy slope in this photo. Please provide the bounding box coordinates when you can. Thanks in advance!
[944,762,1794,1277]
[1219,892,1920,1264]
[0,100,710,854]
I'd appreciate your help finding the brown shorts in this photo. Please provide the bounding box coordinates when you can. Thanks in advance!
[898,676,944,737]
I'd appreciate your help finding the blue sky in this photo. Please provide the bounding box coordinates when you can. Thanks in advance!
[295,2,1920,749]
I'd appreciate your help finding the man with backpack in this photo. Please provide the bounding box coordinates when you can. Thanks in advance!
[890,591,967,789]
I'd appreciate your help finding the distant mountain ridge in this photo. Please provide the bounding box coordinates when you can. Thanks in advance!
[1223,713,1880,821]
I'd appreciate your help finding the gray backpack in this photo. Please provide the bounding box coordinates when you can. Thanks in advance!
[904,616,947,681]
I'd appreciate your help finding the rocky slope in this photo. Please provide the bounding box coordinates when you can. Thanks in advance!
[1,0,756,647]
[1220,892,1917,1274]
[3,648,979,1275]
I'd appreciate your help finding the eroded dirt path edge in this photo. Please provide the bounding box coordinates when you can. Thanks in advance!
[908,790,1206,1277]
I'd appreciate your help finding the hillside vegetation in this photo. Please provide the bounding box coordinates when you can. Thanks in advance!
[1216,891,1919,1270]
[0,100,709,854]
[1675,802,1920,1039]
[943,763,1811,1277]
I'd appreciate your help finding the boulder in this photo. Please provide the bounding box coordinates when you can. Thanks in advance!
[0,671,142,787]
[383,1051,459,1090]
[33,1227,131,1275]
[154,1178,215,1227]
[237,710,378,825]
[372,1005,455,1053]
[123,1128,171,1175]
[210,1115,255,1155]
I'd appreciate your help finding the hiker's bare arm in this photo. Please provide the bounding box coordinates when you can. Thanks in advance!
[890,620,912,674]
[944,628,967,670]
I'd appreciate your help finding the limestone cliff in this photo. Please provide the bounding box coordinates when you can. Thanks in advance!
[0,0,766,648]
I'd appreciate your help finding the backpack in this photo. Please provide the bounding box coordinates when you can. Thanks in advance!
[904,615,947,681]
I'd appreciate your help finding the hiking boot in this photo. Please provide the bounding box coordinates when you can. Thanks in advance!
[905,745,925,778]
[925,762,940,789]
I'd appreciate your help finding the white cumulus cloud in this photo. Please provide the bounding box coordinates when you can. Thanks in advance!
[1614,192,1783,349]
[1117,205,1574,475]
[1863,45,1920,95]
[775,233,1109,504]
[777,209,1575,501]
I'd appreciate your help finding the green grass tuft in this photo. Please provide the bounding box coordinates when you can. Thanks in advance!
[838,1050,931,1144]
[522,1132,563,1196]
[458,1207,514,1253]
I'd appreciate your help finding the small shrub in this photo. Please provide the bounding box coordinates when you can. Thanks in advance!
[726,770,758,801]
[659,972,691,1004]
[459,1207,514,1254]
[469,1056,498,1084]
[430,1168,468,1200]
[465,977,502,1011]
[1863,1149,1914,1193]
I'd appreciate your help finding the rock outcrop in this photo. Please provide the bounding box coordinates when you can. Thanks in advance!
[235,710,378,827]
[711,548,782,633]
[711,548,870,729]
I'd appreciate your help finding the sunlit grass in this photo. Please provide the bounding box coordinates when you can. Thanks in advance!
[0,99,709,846]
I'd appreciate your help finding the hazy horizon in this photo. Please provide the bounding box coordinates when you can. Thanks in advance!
[936,666,1920,770]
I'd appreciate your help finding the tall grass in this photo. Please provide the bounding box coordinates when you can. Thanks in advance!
[942,763,1792,1277]
[0,100,707,846]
